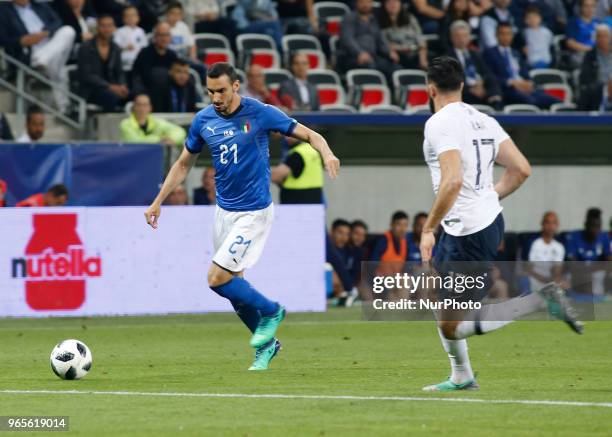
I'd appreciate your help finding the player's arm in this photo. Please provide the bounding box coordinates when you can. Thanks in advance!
[144,147,199,228]
[420,150,463,262]
[494,138,531,200]
[270,163,291,184]
[290,123,340,179]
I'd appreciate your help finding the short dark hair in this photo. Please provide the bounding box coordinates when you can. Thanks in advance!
[427,56,463,92]
[123,5,138,13]
[351,219,369,231]
[26,105,44,121]
[48,184,68,197]
[414,212,428,223]
[97,14,115,24]
[586,207,602,221]
[524,5,541,15]
[332,218,351,230]
[497,22,513,32]
[166,1,183,12]
[207,62,239,83]
[391,211,409,223]
[172,57,190,68]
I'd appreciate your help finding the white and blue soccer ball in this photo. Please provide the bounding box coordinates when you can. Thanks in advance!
[50,339,93,380]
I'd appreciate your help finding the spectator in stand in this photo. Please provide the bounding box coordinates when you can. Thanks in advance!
[90,0,127,26]
[232,0,284,50]
[509,0,557,32]
[447,20,503,109]
[17,105,45,143]
[53,0,96,44]
[523,6,554,69]
[566,0,601,66]
[566,208,612,261]
[0,0,76,111]
[406,212,428,262]
[165,2,208,82]
[164,184,189,205]
[484,23,561,108]
[16,184,69,207]
[114,5,148,73]
[119,94,186,146]
[350,220,369,250]
[328,219,360,306]
[378,0,428,70]
[0,180,7,207]
[578,24,612,110]
[242,65,288,110]
[337,0,400,81]
[186,0,234,40]
[193,166,216,205]
[277,53,320,111]
[526,211,565,292]
[132,22,178,94]
[138,0,173,32]
[439,0,475,52]
[480,0,516,49]
[77,15,128,112]
[412,0,446,34]
[371,211,410,263]
[0,113,14,140]
[277,0,317,34]
[151,58,201,112]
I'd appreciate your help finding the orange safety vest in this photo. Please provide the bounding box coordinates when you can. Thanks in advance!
[16,193,45,207]
[375,231,407,276]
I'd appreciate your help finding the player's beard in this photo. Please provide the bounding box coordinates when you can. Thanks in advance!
[429,97,435,114]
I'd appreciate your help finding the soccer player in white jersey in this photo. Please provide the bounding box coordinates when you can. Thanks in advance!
[419,56,583,392]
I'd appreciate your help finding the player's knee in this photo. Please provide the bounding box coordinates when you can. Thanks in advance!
[439,321,459,340]
[207,266,232,288]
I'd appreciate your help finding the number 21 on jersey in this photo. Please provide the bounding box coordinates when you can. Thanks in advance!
[220,143,238,164]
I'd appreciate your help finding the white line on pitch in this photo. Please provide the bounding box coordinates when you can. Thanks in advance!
[1,390,611,409]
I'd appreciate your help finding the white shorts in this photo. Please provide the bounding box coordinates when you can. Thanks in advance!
[212,203,274,273]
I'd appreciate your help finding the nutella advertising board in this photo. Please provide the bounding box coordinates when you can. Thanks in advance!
[1,206,326,317]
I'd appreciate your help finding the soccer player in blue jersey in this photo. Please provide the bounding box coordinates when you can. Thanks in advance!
[144,62,340,370]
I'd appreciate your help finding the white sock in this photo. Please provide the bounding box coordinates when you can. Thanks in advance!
[437,327,474,384]
[454,292,544,339]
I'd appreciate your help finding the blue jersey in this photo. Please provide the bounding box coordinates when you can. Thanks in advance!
[565,230,611,261]
[185,96,298,211]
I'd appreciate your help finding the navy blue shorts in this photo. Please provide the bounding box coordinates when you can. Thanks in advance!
[433,213,504,302]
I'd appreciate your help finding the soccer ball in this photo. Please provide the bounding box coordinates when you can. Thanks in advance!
[50,339,93,380]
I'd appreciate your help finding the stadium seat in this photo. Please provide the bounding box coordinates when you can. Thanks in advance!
[472,104,496,114]
[307,70,341,86]
[194,33,231,50]
[542,83,573,104]
[263,69,292,98]
[392,69,427,106]
[422,34,442,56]
[221,0,237,17]
[361,104,404,114]
[315,84,346,105]
[329,35,339,67]
[346,69,387,87]
[245,49,280,69]
[503,104,541,114]
[399,85,429,109]
[404,104,431,115]
[236,34,277,67]
[314,2,350,36]
[320,103,357,113]
[529,68,568,86]
[282,34,322,53]
[200,48,235,66]
[550,103,578,112]
[355,84,391,109]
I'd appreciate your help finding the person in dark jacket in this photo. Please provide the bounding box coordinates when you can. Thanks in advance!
[151,58,200,112]
[53,0,96,43]
[447,20,503,109]
[0,114,14,141]
[277,53,320,111]
[578,25,612,111]
[77,14,128,111]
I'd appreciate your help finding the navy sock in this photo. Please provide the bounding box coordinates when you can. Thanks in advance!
[211,277,279,316]
[230,300,260,333]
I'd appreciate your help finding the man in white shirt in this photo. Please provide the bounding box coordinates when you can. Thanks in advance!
[419,56,582,393]
[527,211,566,291]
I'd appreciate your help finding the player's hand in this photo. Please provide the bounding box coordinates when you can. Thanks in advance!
[144,202,161,229]
[323,153,340,179]
[420,230,436,264]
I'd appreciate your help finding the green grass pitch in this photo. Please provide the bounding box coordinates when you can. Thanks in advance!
[0,308,610,436]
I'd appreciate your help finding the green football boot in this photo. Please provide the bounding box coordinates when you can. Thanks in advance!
[537,283,584,334]
[248,339,281,371]
[422,378,480,392]
[250,306,286,348]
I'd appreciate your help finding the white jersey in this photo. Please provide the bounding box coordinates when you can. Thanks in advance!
[423,102,509,236]
[528,237,565,291]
